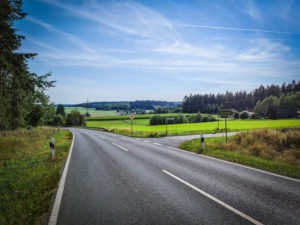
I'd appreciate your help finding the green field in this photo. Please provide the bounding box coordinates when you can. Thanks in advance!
[64,107,118,117]
[87,117,300,136]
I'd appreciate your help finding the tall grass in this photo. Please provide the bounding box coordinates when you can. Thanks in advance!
[0,127,72,225]
[211,128,300,165]
[179,128,300,178]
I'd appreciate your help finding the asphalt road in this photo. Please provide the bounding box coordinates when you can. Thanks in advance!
[51,128,300,225]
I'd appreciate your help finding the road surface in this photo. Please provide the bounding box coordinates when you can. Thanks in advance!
[50,128,300,225]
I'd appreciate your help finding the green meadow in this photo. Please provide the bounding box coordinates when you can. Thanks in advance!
[87,116,300,137]
[64,107,118,117]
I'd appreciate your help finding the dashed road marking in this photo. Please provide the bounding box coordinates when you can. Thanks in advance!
[112,143,129,152]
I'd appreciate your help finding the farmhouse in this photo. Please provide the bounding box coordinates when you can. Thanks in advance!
[268,106,297,119]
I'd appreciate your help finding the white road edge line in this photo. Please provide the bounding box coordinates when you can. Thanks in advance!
[198,153,300,183]
[48,130,75,225]
[167,146,195,155]
[112,143,129,151]
[162,170,264,225]
[167,146,299,183]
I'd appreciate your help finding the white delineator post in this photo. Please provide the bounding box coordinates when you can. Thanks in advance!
[50,137,55,158]
[201,134,205,152]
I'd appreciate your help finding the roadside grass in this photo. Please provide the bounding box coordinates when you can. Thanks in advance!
[179,128,300,179]
[0,127,72,225]
[87,119,300,137]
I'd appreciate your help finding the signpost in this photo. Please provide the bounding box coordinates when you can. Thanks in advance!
[130,115,134,134]
[218,109,233,142]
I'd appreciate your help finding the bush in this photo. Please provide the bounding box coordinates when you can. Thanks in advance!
[240,111,249,119]
[53,114,65,126]
[251,113,260,119]
[65,109,86,126]
[233,111,240,119]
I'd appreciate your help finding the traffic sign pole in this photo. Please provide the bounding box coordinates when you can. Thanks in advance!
[219,109,232,142]
[130,115,134,134]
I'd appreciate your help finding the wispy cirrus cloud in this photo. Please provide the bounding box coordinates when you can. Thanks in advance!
[236,39,290,61]
[39,0,178,42]
[175,24,291,34]
[26,15,95,53]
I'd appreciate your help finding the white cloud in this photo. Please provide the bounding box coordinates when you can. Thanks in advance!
[236,39,290,61]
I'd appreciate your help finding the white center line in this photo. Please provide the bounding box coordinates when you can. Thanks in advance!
[154,143,162,146]
[98,135,105,139]
[112,143,129,152]
[143,140,150,143]
[162,170,264,225]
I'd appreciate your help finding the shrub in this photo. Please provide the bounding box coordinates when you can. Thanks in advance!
[240,111,249,119]
[65,109,86,126]
[233,111,240,119]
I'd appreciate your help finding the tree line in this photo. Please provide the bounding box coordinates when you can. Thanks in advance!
[254,92,300,117]
[0,0,55,130]
[75,100,181,111]
[182,80,300,114]
[149,112,216,125]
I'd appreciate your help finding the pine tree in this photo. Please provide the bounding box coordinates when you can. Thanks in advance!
[0,0,55,130]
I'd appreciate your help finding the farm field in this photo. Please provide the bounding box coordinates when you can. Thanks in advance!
[87,118,300,136]
[64,107,118,116]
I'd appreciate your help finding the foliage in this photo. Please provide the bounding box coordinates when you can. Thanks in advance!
[0,127,72,224]
[233,111,240,119]
[53,114,64,126]
[188,112,202,123]
[0,0,55,130]
[56,104,66,117]
[149,115,165,125]
[182,79,300,114]
[239,111,249,119]
[155,107,170,114]
[254,92,300,116]
[65,109,86,126]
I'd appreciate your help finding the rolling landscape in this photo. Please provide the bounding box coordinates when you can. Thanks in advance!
[1,0,300,224]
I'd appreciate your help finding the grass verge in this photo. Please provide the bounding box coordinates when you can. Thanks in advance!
[179,128,300,179]
[0,127,72,225]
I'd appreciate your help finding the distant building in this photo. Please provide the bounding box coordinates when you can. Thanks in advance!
[247,109,254,119]
[268,106,297,119]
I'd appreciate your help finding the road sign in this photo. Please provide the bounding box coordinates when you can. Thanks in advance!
[218,109,232,142]
[130,115,134,120]
[219,109,233,116]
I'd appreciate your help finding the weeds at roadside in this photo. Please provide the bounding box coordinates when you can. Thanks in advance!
[0,127,72,225]
[179,128,300,179]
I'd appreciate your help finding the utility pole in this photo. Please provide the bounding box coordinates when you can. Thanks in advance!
[86,98,89,115]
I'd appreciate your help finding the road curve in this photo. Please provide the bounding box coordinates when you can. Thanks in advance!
[52,128,300,225]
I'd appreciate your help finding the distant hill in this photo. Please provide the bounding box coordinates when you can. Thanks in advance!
[72,100,182,110]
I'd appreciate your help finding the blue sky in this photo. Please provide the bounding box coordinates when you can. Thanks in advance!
[16,0,300,104]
